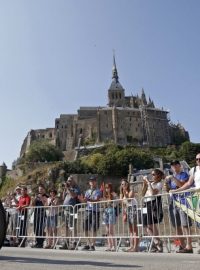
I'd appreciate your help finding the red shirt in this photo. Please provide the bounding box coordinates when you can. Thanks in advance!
[18,194,31,211]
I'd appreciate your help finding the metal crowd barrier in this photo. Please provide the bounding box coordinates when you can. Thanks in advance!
[4,190,200,251]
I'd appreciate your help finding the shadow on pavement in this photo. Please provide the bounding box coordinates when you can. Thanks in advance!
[0,255,142,268]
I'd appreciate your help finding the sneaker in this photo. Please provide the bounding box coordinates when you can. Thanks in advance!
[59,244,69,250]
[81,245,90,251]
[44,245,52,249]
[32,244,43,248]
[89,245,95,251]
[69,242,77,250]
[176,248,193,253]
[69,246,76,250]
[178,245,184,252]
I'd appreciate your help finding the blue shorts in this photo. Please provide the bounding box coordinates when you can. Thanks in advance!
[46,215,58,228]
[103,207,116,225]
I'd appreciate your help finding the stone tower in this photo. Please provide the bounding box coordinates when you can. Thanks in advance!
[0,162,7,179]
[108,54,125,107]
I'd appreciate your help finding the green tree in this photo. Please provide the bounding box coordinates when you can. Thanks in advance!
[81,153,103,173]
[25,140,64,162]
[178,142,200,166]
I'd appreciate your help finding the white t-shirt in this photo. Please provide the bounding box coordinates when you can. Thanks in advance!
[46,197,58,216]
[189,166,200,189]
[123,197,138,207]
[144,181,163,202]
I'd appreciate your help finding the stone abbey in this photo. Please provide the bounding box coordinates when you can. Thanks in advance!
[20,56,189,159]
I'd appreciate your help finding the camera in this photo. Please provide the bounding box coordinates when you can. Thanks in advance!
[65,182,71,188]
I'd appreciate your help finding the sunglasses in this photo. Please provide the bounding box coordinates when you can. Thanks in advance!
[196,158,200,161]
[151,173,156,176]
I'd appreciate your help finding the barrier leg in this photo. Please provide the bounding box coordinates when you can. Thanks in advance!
[116,237,121,252]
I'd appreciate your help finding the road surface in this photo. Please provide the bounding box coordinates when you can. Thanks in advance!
[0,247,199,270]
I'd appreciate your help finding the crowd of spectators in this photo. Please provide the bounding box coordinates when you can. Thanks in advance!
[1,153,200,253]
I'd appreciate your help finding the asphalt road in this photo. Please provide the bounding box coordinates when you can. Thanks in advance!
[0,247,199,270]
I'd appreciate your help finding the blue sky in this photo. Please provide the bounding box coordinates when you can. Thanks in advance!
[0,0,200,168]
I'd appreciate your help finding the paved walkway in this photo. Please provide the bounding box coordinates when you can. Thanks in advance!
[0,247,200,270]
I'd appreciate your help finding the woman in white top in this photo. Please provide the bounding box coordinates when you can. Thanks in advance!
[45,189,59,249]
[120,179,139,252]
[102,183,118,251]
[142,169,164,252]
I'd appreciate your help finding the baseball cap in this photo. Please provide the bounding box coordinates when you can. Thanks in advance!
[15,186,21,190]
[88,176,97,181]
[170,160,180,166]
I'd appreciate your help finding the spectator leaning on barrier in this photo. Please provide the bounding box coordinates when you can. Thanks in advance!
[31,184,48,248]
[9,186,22,246]
[120,179,139,252]
[14,186,22,201]
[78,176,102,251]
[174,153,200,191]
[45,189,59,249]
[102,183,118,252]
[16,186,31,247]
[59,175,81,250]
[170,153,200,254]
[165,160,192,253]
[142,169,164,252]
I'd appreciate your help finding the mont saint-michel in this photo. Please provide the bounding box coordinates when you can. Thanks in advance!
[20,56,189,160]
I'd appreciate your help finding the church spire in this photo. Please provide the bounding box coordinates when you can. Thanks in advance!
[108,53,125,107]
[112,52,119,82]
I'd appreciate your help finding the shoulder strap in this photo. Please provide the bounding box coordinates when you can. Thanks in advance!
[193,166,196,176]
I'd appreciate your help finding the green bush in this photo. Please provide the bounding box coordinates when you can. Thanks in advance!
[24,140,64,163]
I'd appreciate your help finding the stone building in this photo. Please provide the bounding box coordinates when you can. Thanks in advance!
[20,56,189,158]
[20,128,56,157]
[0,162,7,179]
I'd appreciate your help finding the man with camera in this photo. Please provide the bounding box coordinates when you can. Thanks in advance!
[165,160,192,253]
[60,176,81,250]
